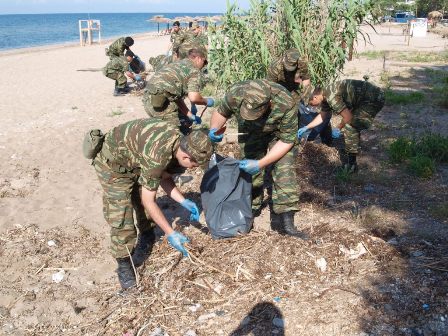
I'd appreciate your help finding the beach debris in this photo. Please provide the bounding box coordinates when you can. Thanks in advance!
[339,242,367,259]
[273,296,282,303]
[188,303,201,313]
[47,240,57,247]
[272,317,285,328]
[315,257,327,273]
[184,330,197,336]
[148,327,165,336]
[51,269,65,283]
[197,312,217,323]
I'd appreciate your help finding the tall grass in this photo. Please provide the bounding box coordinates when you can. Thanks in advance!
[209,0,373,89]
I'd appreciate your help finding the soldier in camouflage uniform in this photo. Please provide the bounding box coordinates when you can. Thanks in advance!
[170,21,184,58]
[142,48,215,134]
[93,119,213,289]
[208,79,307,239]
[105,36,134,59]
[177,22,208,59]
[305,79,385,172]
[148,54,175,73]
[103,50,143,96]
[267,48,311,103]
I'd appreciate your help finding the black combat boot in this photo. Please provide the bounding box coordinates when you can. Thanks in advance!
[131,230,156,268]
[279,211,309,240]
[342,153,358,173]
[116,257,136,289]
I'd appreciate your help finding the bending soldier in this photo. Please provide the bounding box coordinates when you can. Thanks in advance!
[106,36,134,59]
[303,79,385,172]
[143,48,215,134]
[103,50,143,96]
[208,79,307,239]
[93,119,213,289]
[177,22,207,59]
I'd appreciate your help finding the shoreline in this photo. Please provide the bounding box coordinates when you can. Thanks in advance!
[0,30,166,57]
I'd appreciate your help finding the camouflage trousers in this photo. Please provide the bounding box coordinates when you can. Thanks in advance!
[102,68,127,89]
[343,88,385,154]
[238,133,300,215]
[142,93,192,135]
[93,150,154,259]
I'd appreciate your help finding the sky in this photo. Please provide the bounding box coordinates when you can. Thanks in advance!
[0,0,252,14]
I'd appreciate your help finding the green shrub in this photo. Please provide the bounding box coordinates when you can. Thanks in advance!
[387,137,413,163]
[385,90,425,105]
[412,134,448,163]
[408,155,435,178]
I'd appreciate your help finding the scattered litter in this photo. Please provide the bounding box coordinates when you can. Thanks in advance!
[264,273,272,280]
[387,238,398,245]
[184,330,197,336]
[339,242,367,259]
[197,312,216,323]
[272,317,285,328]
[214,284,223,294]
[315,258,327,273]
[273,296,282,303]
[422,304,430,311]
[215,310,226,316]
[188,303,201,313]
[51,270,65,283]
[149,327,164,336]
[47,240,57,247]
[411,251,424,257]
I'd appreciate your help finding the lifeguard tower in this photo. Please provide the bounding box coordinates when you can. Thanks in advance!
[78,20,101,46]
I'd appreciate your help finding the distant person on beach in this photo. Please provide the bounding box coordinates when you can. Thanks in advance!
[103,50,143,96]
[177,21,208,59]
[301,79,385,172]
[92,119,213,289]
[142,47,215,134]
[208,79,307,239]
[105,36,134,59]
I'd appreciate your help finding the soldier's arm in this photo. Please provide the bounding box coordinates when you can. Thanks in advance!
[337,108,353,129]
[159,172,186,203]
[306,113,324,129]
[258,140,294,169]
[210,110,228,131]
[175,98,190,118]
[188,92,208,105]
[140,186,175,235]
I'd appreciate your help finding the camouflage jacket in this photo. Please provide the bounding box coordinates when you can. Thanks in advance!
[322,79,381,114]
[103,56,128,74]
[107,37,128,58]
[148,54,175,73]
[177,31,207,57]
[171,30,185,51]
[267,55,310,102]
[103,119,184,190]
[145,58,201,99]
[217,80,298,144]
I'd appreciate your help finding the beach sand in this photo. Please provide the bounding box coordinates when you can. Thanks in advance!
[0,24,447,334]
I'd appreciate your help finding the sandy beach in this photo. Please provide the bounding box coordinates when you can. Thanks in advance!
[1,24,447,335]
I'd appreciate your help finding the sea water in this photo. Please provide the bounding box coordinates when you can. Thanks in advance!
[0,13,218,51]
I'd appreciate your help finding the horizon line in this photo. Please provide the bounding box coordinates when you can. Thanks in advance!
[0,11,225,15]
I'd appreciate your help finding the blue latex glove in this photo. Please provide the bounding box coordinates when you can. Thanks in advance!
[134,74,142,81]
[206,98,215,107]
[180,199,200,222]
[167,231,190,257]
[188,114,202,125]
[297,126,309,139]
[190,103,198,115]
[209,128,224,143]
[332,128,342,139]
[239,159,260,175]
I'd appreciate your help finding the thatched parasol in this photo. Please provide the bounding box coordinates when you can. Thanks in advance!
[428,11,443,20]
[148,15,166,33]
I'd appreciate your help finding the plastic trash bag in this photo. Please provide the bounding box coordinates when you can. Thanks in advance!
[200,154,253,239]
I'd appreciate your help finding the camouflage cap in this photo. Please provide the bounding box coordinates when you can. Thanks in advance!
[240,80,271,121]
[300,83,315,105]
[283,48,301,72]
[180,128,213,166]
[191,21,199,29]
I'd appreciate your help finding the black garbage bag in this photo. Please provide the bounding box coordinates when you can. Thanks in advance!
[200,154,253,239]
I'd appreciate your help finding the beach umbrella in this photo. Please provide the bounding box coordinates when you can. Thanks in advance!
[428,11,443,20]
[148,15,165,33]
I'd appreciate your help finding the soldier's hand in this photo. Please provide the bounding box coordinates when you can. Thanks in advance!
[208,128,224,143]
[180,199,200,222]
[331,128,342,139]
[188,114,202,125]
[190,103,198,115]
[134,74,142,81]
[205,98,215,107]
[297,126,309,139]
[239,159,260,175]
[167,231,190,257]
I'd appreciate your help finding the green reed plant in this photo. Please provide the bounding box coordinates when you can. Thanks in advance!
[209,0,373,89]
